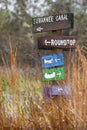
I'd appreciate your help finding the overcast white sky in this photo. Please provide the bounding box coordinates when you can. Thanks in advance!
[0,0,84,16]
[0,0,51,16]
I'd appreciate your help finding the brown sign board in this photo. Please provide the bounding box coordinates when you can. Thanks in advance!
[38,36,77,49]
[32,13,74,33]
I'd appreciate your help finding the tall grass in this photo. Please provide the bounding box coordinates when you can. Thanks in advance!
[0,37,87,130]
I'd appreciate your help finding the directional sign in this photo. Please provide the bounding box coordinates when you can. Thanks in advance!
[42,53,64,68]
[51,85,69,96]
[43,85,69,98]
[38,36,77,49]
[32,13,74,33]
[42,67,64,81]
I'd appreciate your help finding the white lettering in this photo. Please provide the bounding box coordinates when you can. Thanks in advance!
[33,16,54,24]
[56,14,68,21]
[72,39,76,45]
[51,39,55,46]
[50,39,76,46]
[63,40,67,46]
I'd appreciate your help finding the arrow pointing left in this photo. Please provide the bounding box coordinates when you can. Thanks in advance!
[36,26,43,32]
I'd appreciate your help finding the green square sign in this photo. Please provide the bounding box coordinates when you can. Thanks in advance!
[42,67,64,81]
[55,67,64,80]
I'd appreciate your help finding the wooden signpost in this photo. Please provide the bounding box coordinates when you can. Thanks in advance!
[32,13,74,33]
[32,12,75,97]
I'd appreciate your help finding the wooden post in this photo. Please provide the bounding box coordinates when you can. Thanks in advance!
[50,10,68,130]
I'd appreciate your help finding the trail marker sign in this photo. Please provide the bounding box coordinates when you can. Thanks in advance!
[43,85,69,98]
[51,85,69,96]
[32,13,74,33]
[42,67,64,81]
[38,36,76,49]
[42,53,64,68]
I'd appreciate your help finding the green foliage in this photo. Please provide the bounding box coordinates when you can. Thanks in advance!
[0,9,15,32]
[0,95,4,104]
[1,77,11,92]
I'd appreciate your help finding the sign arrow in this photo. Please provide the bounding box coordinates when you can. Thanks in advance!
[56,72,62,77]
[36,26,43,32]
[45,40,51,45]
[55,58,61,62]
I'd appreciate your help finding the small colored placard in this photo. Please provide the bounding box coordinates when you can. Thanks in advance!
[51,85,69,96]
[42,53,64,68]
[42,67,64,81]
[43,85,69,98]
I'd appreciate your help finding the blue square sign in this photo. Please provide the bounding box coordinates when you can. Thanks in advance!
[41,53,64,68]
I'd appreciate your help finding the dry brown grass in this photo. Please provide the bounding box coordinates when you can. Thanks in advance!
[0,38,87,130]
